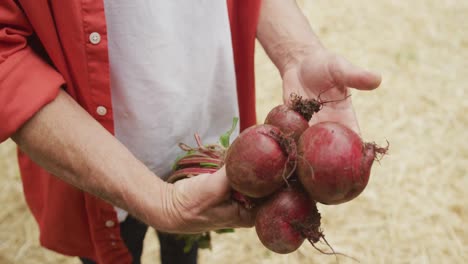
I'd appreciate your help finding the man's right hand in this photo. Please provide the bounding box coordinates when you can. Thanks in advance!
[163,166,256,234]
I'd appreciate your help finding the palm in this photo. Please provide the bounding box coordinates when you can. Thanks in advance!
[282,51,381,133]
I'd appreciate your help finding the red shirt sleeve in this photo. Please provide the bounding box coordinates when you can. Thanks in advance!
[0,1,65,142]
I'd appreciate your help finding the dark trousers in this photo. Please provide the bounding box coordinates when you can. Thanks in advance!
[79,216,198,264]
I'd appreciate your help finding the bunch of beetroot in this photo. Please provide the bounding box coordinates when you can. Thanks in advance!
[224,94,387,255]
[169,93,387,256]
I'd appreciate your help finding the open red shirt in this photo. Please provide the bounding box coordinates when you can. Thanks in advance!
[0,1,261,263]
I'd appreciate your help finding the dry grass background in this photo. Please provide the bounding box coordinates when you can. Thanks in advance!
[1,0,467,263]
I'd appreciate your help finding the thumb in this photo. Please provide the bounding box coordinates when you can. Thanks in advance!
[196,166,232,199]
[333,56,382,90]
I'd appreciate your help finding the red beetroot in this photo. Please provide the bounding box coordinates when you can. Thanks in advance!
[264,105,309,142]
[264,94,323,142]
[297,122,387,205]
[225,124,296,198]
[255,184,322,254]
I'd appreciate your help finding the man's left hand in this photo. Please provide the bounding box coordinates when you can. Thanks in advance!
[282,48,382,133]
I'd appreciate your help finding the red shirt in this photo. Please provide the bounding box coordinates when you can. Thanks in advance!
[0,1,261,263]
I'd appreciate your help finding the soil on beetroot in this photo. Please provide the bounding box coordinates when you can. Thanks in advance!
[289,93,323,121]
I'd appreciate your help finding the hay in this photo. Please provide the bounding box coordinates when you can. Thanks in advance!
[1,0,467,263]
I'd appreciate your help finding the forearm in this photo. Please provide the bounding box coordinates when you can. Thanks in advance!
[257,0,323,75]
[12,90,175,231]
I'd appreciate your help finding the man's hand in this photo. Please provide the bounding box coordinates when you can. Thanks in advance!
[257,0,382,133]
[282,48,381,133]
[165,167,256,234]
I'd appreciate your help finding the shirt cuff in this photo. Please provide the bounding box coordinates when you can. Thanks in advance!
[0,48,65,142]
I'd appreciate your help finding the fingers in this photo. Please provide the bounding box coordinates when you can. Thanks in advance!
[333,56,382,90]
[179,166,257,230]
[212,168,257,227]
[168,164,260,233]
[234,201,258,227]
[213,201,257,228]
[202,167,257,227]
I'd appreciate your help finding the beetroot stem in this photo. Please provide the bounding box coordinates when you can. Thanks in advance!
[177,157,223,167]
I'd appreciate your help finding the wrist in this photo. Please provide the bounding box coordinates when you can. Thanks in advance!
[256,0,325,76]
[132,178,182,233]
[274,42,325,76]
[152,181,182,232]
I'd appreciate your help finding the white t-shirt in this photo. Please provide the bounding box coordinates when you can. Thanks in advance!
[103,1,239,221]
